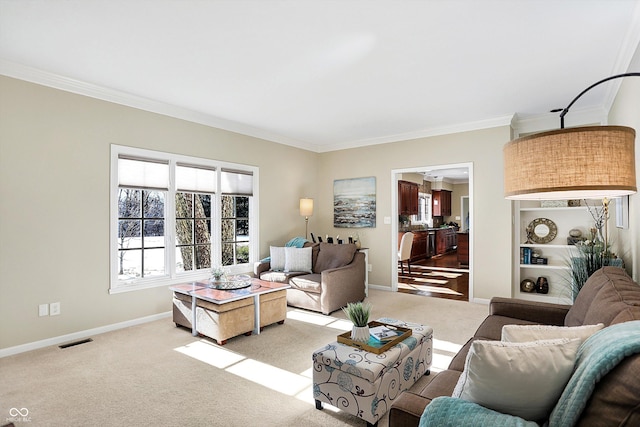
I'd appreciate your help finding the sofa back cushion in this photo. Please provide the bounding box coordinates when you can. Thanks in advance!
[313,243,357,273]
[565,267,640,327]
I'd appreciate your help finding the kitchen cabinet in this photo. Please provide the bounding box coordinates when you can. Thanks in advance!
[457,232,469,265]
[398,230,431,262]
[432,190,451,216]
[435,227,456,255]
[398,180,419,215]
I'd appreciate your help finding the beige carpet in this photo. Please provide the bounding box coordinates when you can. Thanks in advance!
[0,290,488,427]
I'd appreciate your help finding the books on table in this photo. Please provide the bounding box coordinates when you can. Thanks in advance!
[369,325,399,342]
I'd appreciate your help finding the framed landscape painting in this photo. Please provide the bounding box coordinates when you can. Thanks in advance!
[334,177,376,228]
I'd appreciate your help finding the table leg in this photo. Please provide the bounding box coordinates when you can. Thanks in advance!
[191,294,198,337]
[253,294,260,335]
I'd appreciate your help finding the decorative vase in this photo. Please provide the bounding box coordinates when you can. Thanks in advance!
[351,325,370,342]
[536,276,549,294]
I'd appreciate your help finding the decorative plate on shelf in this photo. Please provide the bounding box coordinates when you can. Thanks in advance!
[528,218,557,244]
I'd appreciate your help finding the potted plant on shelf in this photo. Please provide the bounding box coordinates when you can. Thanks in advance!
[342,301,372,342]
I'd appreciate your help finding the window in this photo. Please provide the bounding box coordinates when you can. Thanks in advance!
[110,146,258,293]
[413,192,432,225]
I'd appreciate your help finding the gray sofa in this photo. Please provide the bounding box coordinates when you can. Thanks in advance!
[389,266,640,426]
[254,242,366,315]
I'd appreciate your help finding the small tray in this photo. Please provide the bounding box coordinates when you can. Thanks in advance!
[337,321,412,354]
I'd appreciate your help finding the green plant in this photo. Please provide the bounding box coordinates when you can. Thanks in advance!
[342,302,372,327]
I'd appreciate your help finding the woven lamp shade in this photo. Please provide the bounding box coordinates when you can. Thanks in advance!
[504,126,637,200]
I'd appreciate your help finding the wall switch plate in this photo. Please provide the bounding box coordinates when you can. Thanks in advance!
[455,216,461,220]
[39,304,49,317]
[383,216,391,224]
[368,264,372,272]
[50,302,61,316]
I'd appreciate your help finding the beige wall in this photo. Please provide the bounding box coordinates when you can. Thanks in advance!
[316,127,513,300]
[608,75,640,281]
[446,183,469,224]
[0,76,317,349]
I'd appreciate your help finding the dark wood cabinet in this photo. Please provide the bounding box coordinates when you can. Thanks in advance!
[398,230,430,262]
[432,190,452,217]
[398,180,419,215]
[435,227,457,255]
[457,232,469,265]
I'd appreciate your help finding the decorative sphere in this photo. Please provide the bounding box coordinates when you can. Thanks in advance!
[520,279,536,293]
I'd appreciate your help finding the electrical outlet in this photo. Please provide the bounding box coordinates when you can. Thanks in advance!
[367,264,372,272]
[50,302,61,316]
[39,304,49,317]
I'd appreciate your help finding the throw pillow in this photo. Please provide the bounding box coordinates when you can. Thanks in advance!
[269,246,286,271]
[284,247,313,273]
[452,338,581,421]
[502,323,604,344]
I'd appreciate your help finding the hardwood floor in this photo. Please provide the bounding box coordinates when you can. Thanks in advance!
[398,251,470,301]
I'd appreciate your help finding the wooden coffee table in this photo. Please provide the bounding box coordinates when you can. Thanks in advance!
[171,278,290,344]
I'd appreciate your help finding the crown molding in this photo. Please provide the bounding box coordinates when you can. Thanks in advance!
[0,59,313,151]
[317,114,514,153]
[511,107,607,137]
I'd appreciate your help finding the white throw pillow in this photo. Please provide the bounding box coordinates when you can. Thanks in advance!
[502,323,604,344]
[284,247,312,273]
[452,338,581,421]
[270,246,286,271]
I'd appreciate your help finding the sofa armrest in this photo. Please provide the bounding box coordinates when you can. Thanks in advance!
[254,260,271,277]
[490,297,570,326]
[389,391,432,427]
[319,252,366,314]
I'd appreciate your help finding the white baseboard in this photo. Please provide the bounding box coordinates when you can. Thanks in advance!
[0,311,171,358]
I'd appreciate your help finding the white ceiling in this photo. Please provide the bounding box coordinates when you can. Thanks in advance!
[1,0,640,153]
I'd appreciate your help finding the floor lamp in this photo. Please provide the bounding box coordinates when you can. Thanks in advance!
[504,73,638,253]
[300,198,314,240]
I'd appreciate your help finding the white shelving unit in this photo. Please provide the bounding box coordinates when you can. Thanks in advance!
[512,201,598,305]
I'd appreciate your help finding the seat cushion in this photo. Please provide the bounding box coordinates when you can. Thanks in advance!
[313,242,357,273]
[289,273,322,293]
[259,270,305,283]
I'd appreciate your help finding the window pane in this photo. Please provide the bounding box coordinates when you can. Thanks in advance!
[143,248,165,276]
[221,195,233,218]
[222,219,234,241]
[236,196,249,217]
[195,220,210,244]
[196,194,211,218]
[236,219,249,238]
[118,220,141,249]
[118,249,141,280]
[175,193,193,218]
[222,243,234,266]
[235,243,249,264]
[143,191,165,218]
[176,219,194,245]
[195,245,211,270]
[118,189,141,218]
[143,220,165,248]
[176,246,194,272]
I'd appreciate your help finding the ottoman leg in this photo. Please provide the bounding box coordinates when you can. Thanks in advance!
[315,400,323,410]
[367,422,378,427]
[425,369,431,376]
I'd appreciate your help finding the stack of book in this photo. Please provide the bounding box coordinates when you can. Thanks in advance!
[369,325,399,342]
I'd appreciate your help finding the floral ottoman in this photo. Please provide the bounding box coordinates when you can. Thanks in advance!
[312,318,433,426]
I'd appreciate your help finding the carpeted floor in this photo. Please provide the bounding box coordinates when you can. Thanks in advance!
[0,289,488,427]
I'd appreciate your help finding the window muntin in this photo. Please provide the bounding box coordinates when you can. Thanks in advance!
[111,145,258,293]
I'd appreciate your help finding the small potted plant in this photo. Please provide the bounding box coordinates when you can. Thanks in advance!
[210,266,226,283]
[342,301,372,342]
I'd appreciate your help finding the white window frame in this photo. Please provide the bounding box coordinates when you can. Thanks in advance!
[110,145,259,294]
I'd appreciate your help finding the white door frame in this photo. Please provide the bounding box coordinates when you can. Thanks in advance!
[390,162,474,301]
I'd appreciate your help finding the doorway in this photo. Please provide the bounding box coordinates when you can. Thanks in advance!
[391,163,473,301]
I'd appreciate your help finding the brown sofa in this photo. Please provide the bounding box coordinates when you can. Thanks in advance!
[390,266,640,426]
[254,242,366,315]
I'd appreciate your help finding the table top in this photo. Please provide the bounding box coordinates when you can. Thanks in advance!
[170,278,290,304]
